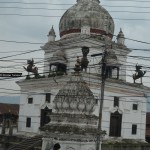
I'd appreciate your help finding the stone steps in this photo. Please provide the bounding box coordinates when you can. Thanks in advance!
[8,135,42,150]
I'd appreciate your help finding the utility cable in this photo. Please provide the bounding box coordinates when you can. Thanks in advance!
[1,6,150,14]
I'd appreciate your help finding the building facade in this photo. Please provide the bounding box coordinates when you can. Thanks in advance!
[16,0,149,149]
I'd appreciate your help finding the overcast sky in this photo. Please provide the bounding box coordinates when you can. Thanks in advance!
[0,0,150,96]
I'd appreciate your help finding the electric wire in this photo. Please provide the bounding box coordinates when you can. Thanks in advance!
[1,6,150,14]
[0,13,150,21]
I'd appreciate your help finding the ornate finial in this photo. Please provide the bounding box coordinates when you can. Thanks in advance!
[120,28,122,33]
[74,56,81,72]
[48,25,56,42]
[48,25,56,36]
[117,28,125,45]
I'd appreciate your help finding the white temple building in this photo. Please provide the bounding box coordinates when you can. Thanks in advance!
[16,0,150,149]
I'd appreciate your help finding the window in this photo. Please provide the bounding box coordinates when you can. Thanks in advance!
[46,93,51,103]
[40,108,52,127]
[26,117,31,127]
[114,96,119,107]
[132,124,137,134]
[95,99,98,104]
[28,97,33,104]
[133,104,138,110]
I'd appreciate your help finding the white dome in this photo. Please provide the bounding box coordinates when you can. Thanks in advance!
[59,0,114,39]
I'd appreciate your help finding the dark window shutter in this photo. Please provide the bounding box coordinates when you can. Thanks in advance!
[114,96,119,107]
[133,104,138,110]
[46,93,51,103]
[26,117,31,127]
[28,98,33,104]
[132,124,137,134]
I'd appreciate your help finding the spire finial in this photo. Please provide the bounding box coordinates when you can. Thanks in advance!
[48,25,56,42]
[117,28,125,45]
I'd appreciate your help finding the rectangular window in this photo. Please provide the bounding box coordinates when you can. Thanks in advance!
[133,104,138,110]
[114,97,119,107]
[132,124,137,134]
[46,93,51,103]
[28,98,33,104]
[95,99,98,104]
[26,117,31,127]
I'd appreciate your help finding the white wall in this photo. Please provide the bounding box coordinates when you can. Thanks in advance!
[92,88,147,140]
[17,74,147,141]
[18,88,57,133]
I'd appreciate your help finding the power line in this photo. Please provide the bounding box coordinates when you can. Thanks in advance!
[0,13,150,22]
[0,39,149,73]
[103,5,150,8]
[0,49,42,60]
[0,37,148,86]
[1,1,150,9]
[0,36,150,50]
[1,6,150,14]
[0,2,73,5]
[0,1,150,5]
[105,0,150,2]
[0,39,44,45]
[0,48,150,75]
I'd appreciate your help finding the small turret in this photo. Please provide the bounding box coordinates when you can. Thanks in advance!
[47,26,56,42]
[117,28,125,45]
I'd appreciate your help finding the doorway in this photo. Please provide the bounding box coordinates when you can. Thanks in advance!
[40,107,52,127]
[109,111,122,137]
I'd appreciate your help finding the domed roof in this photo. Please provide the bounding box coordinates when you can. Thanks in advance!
[53,75,96,114]
[59,0,114,39]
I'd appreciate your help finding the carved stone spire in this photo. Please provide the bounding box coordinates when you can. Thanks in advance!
[53,75,96,115]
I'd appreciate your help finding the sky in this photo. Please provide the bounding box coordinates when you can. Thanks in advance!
[0,0,150,97]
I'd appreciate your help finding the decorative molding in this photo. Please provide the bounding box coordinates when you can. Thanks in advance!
[110,107,123,114]
[42,133,97,142]
[41,103,53,110]
[49,113,98,125]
